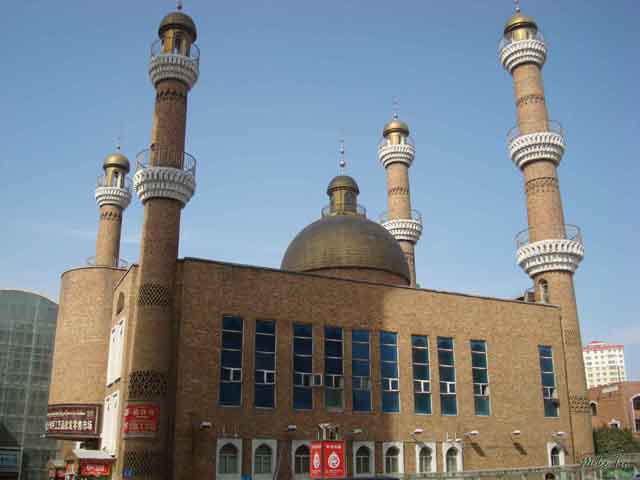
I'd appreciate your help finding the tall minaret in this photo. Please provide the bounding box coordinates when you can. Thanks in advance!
[124,4,198,478]
[94,148,131,267]
[378,114,423,286]
[499,5,594,460]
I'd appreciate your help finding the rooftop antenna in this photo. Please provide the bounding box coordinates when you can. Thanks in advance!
[514,0,521,13]
[392,96,400,120]
[176,0,183,11]
[338,138,347,173]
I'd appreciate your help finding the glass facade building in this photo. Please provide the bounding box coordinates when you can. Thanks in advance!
[0,289,59,480]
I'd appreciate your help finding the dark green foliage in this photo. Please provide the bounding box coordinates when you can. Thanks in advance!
[594,427,640,454]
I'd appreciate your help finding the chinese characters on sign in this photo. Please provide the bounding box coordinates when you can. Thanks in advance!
[80,462,111,477]
[310,441,345,479]
[46,404,100,437]
[123,403,159,438]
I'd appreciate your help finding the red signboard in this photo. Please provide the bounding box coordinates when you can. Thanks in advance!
[310,441,346,478]
[123,402,159,438]
[46,404,100,438]
[80,463,111,477]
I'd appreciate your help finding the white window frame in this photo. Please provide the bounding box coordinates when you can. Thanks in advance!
[216,438,242,480]
[106,319,125,385]
[382,441,404,476]
[546,442,565,466]
[101,391,119,455]
[442,442,463,473]
[383,378,400,392]
[414,442,436,474]
[353,441,374,477]
[252,439,277,480]
[291,440,311,480]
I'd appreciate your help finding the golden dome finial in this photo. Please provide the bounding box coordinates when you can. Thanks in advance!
[503,0,538,36]
[338,138,347,173]
[383,97,410,139]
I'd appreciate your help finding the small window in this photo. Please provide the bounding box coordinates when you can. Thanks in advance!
[539,279,549,303]
[418,446,432,473]
[632,396,640,410]
[254,444,272,474]
[355,446,371,475]
[294,445,310,474]
[384,446,400,474]
[220,316,243,406]
[293,324,313,410]
[412,335,431,414]
[438,336,457,415]
[255,320,276,408]
[550,446,561,466]
[219,444,239,474]
[352,330,372,412]
[325,326,344,409]
[446,447,459,473]
[116,292,125,314]
[590,401,597,416]
[380,332,400,413]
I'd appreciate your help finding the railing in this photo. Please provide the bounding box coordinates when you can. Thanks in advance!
[379,209,422,224]
[498,29,545,52]
[378,135,415,149]
[515,224,582,248]
[507,120,564,144]
[321,204,367,217]
[96,174,132,192]
[86,257,129,268]
[135,147,196,175]
[150,38,200,62]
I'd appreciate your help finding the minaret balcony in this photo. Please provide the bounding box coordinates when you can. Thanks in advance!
[133,148,196,207]
[380,210,423,244]
[148,40,200,90]
[86,256,129,269]
[377,136,415,168]
[515,225,584,277]
[499,31,546,73]
[507,121,565,169]
[95,175,132,209]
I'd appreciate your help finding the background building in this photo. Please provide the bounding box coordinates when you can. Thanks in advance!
[583,341,627,388]
[46,4,595,479]
[588,381,640,436]
[0,290,59,480]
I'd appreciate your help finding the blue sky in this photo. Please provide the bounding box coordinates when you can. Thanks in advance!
[1,1,638,379]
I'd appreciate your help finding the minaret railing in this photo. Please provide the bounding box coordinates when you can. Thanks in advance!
[133,148,196,206]
[149,39,200,89]
[86,256,129,269]
[507,120,565,169]
[515,225,584,277]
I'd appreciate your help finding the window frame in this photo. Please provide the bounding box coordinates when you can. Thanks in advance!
[471,339,491,416]
[383,442,404,475]
[293,324,314,410]
[324,326,344,410]
[352,329,372,413]
[217,438,242,479]
[219,316,244,407]
[254,319,277,409]
[539,345,559,418]
[353,442,374,477]
[437,336,457,416]
[380,332,400,413]
[412,335,432,415]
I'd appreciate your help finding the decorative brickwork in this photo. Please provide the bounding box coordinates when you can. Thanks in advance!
[100,210,122,221]
[499,38,547,73]
[569,395,591,414]
[525,177,559,195]
[122,449,163,478]
[156,88,187,104]
[388,187,410,196]
[127,370,168,399]
[516,94,545,107]
[137,283,171,306]
[564,328,581,346]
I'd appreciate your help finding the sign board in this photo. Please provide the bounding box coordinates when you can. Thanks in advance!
[0,449,19,473]
[80,462,111,477]
[310,441,346,479]
[123,402,159,438]
[46,404,101,438]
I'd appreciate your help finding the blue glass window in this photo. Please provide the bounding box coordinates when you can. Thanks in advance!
[352,330,371,412]
[325,326,343,409]
[539,345,559,417]
[380,331,399,413]
[412,335,431,414]
[219,316,243,406]
[255,320,276,408]
[293,324,313,410]
[437,336,457,415]
[471,340,490,416]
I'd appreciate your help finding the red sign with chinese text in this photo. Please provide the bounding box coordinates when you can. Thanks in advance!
[123,402,159,438]
[80,462,111,477]
[80,463,111,477]
[310,441,345,478]
[310,442,323,478]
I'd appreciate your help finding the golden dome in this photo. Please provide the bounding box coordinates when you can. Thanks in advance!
[103,152,130,173]
[504,11,538,35]
[383,118,410,138]
[327,175,359,195]
[159,11,197,41]
[281,214,410,283]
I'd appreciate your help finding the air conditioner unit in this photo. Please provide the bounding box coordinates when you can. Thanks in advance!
[311,374,323,387]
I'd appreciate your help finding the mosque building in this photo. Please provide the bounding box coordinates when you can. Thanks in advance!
[46,3,594,479]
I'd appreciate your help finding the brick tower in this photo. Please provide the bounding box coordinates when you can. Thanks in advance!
[499,6,594,460]
[123,5,199,479]
[378,115,423,286]
[94,149,131,267]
